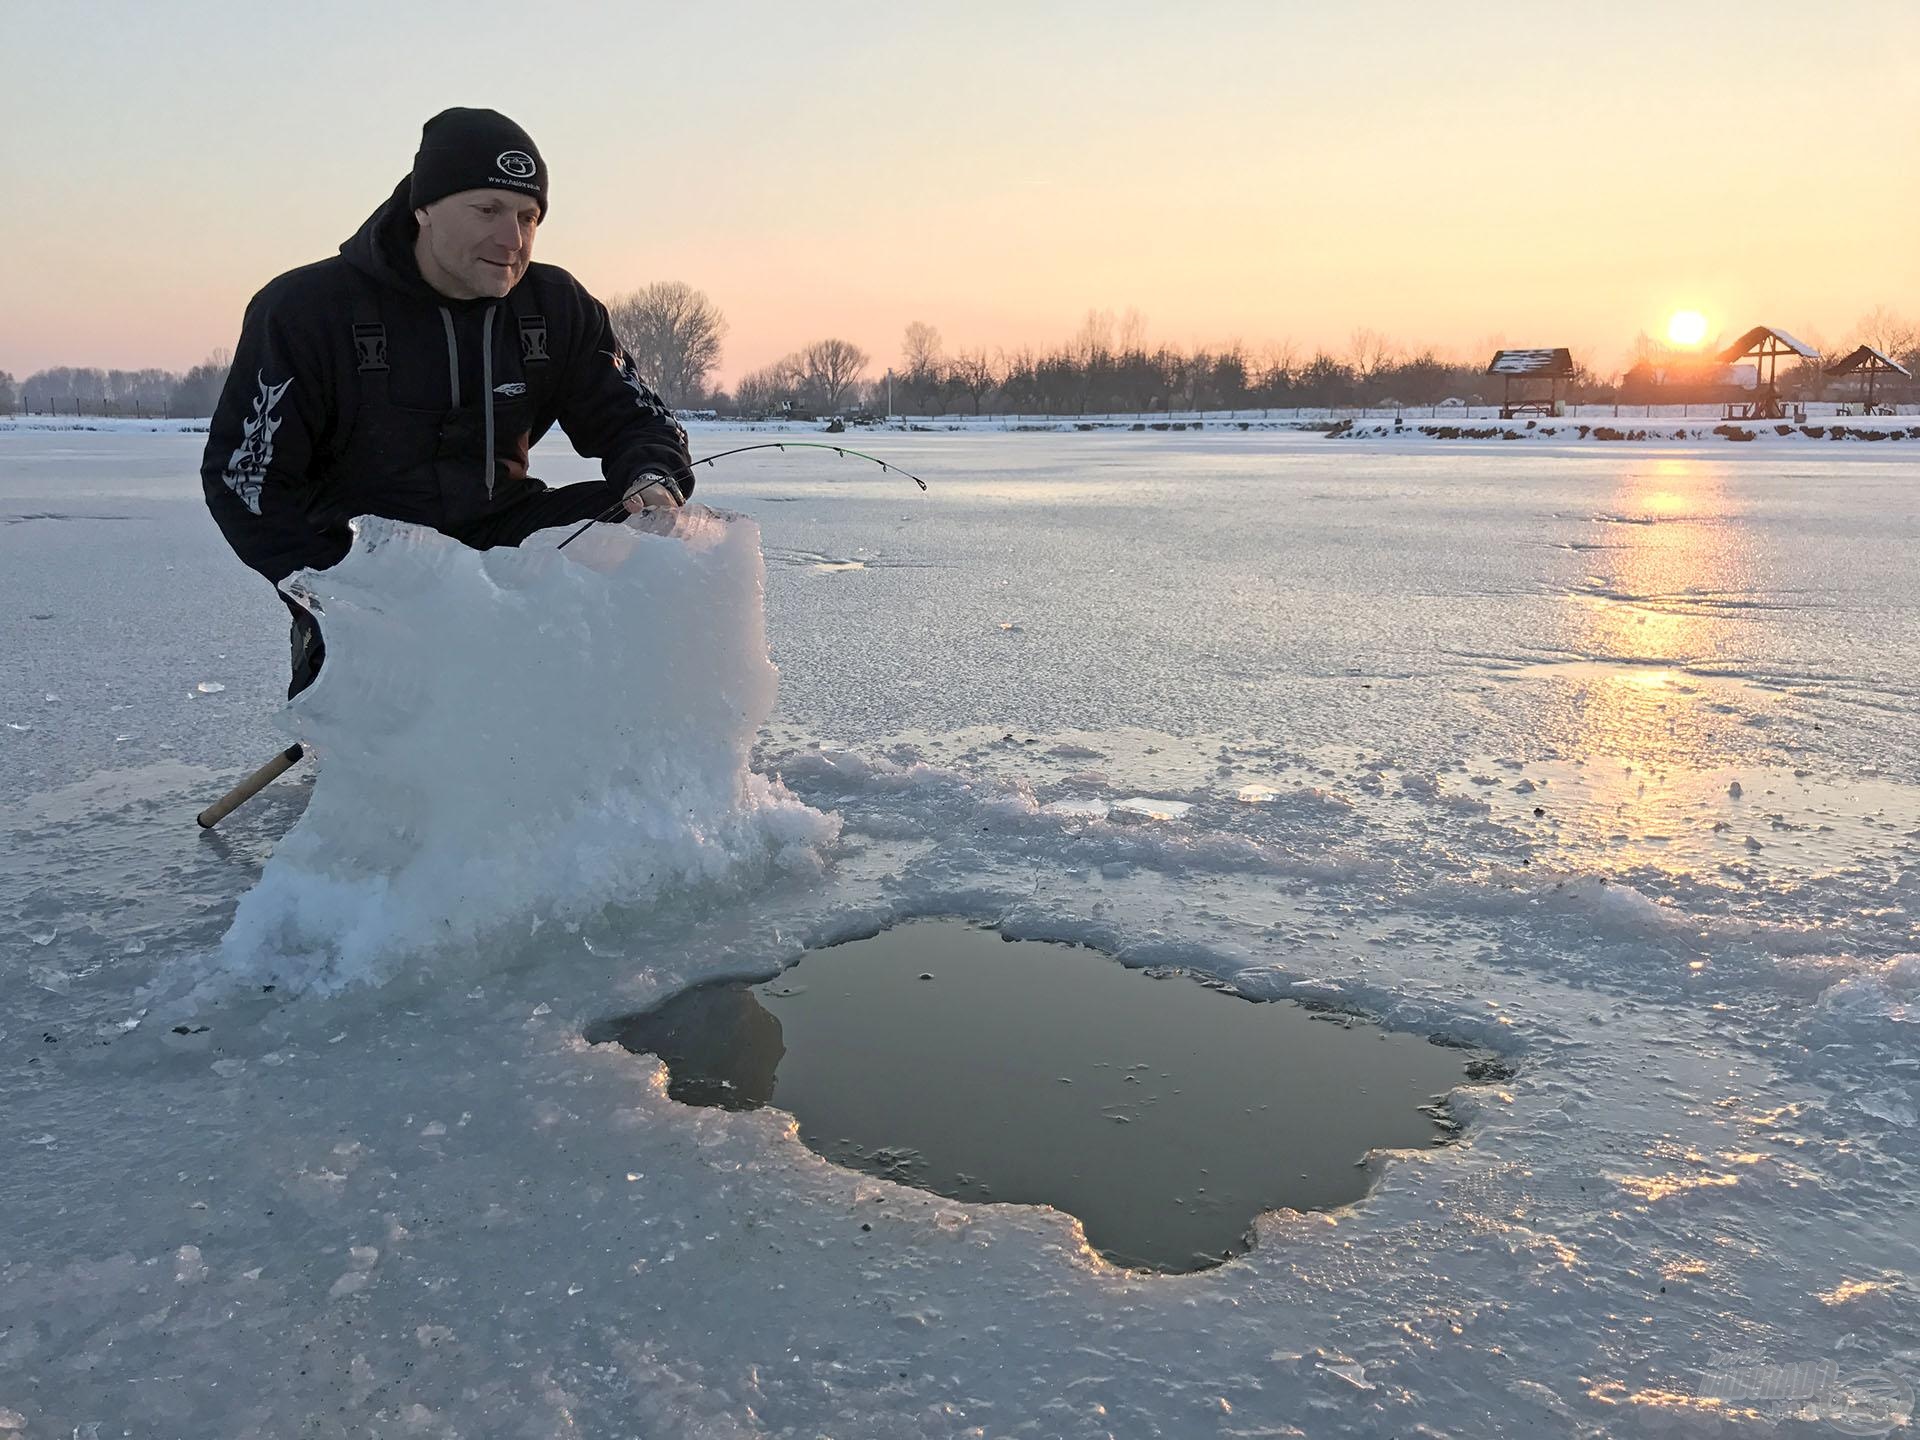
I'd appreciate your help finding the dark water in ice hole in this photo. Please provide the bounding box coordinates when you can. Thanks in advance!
[588,919,1487,1273]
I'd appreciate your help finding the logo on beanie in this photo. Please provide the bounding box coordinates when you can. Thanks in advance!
[496,150,537,179]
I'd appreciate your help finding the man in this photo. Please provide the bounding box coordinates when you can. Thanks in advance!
[201,107,693,694]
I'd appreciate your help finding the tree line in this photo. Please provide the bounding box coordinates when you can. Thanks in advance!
[7,297,1916,420]
[0,279,744,418]
[602,298,1920,417]
[866,309,1920,417]
[1,355,231,417]
[873,316,1596,417]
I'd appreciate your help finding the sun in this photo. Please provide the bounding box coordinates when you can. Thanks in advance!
[1667,310,1710,347]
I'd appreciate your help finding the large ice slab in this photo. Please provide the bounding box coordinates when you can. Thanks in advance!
[214,509,837,992]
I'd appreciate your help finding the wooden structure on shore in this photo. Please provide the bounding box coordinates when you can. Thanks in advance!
[1826,345,1911,415]
[1487,348,1575,418]
[1716,326,1818,420]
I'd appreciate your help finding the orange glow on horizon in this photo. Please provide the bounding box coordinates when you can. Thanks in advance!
[3,7,1916,382]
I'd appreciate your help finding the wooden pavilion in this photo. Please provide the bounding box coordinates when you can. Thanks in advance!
[1716,326,1818,420]
[1825,345,1911,415]
[1487,348,1575,418]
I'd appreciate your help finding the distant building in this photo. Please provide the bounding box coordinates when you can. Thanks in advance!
[1715,327,1818,420]
[1825,345,1912,415]
[1486,349,1574,418]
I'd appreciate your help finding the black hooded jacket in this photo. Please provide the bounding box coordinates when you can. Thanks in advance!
[201,177,693,583]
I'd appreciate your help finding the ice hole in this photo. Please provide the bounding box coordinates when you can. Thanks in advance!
[588,918,1494,1273]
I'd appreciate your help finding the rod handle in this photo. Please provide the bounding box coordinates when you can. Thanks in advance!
[197,744,306,829]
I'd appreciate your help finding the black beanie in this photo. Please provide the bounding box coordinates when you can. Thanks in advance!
[409,107,548,218]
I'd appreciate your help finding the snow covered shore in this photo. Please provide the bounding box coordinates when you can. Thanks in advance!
[0,415,211,434]
[11,407,1918,445]
[1329,416,1920,445]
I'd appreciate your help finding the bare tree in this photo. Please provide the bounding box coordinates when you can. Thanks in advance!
[1074,309,1116,366]
[901,321,943,375]
[1296,351,1355,406]
[0,371,15,413]
[735,353,807,416]
[22,367,111,412]
[1853,305,1917,362]
[1115,344,1164,413]
[801,339,869,414]
[168,349,234,418]
[731,370,770,417]
[1398,347,1449,404]
[999,346,1041,413]
[900,321,946,415]
[856,375,894,412]
[1567,348,1611,395]
[1160,346,1200,411]
[1255,339,1299,405]
[949,348,1001,415]
[1347,328,1396,389]
[1211,341,1251,409]
[607,281,728,409]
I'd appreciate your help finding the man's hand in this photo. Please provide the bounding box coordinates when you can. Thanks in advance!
[622,471,685,514]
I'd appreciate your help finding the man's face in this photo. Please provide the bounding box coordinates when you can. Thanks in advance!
[413,188,541,300]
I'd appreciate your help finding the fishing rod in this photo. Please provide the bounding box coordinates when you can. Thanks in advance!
[555,441,928,551]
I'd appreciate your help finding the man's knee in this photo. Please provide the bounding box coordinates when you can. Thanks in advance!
[283,598,325,699]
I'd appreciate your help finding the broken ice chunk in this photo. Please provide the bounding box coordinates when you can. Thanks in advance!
[1044,797,1110,819]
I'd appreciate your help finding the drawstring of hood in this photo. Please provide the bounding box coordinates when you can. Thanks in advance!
[437,309,460,406]
[437,301,500,498]
[481,305,498,499]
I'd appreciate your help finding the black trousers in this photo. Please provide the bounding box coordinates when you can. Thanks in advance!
[280,479,618,697]
[443,478,621,550]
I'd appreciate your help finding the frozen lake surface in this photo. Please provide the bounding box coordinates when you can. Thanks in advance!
[2,427,1917,1436]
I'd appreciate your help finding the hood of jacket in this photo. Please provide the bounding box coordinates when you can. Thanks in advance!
[340,176,475,304]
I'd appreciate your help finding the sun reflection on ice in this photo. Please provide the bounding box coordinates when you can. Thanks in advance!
[1465,456,1834,875]
[1571,458,1753,687]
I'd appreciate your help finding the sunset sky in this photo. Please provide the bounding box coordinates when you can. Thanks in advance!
[5,0,1917,385]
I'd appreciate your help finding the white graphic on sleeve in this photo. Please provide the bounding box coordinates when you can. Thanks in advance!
[222,372,294,515]
[605,349,687,446]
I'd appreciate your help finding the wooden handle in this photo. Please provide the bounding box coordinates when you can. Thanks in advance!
[196,744,306,829]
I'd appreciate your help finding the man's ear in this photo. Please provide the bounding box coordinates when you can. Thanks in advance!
[414,208,431,228]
